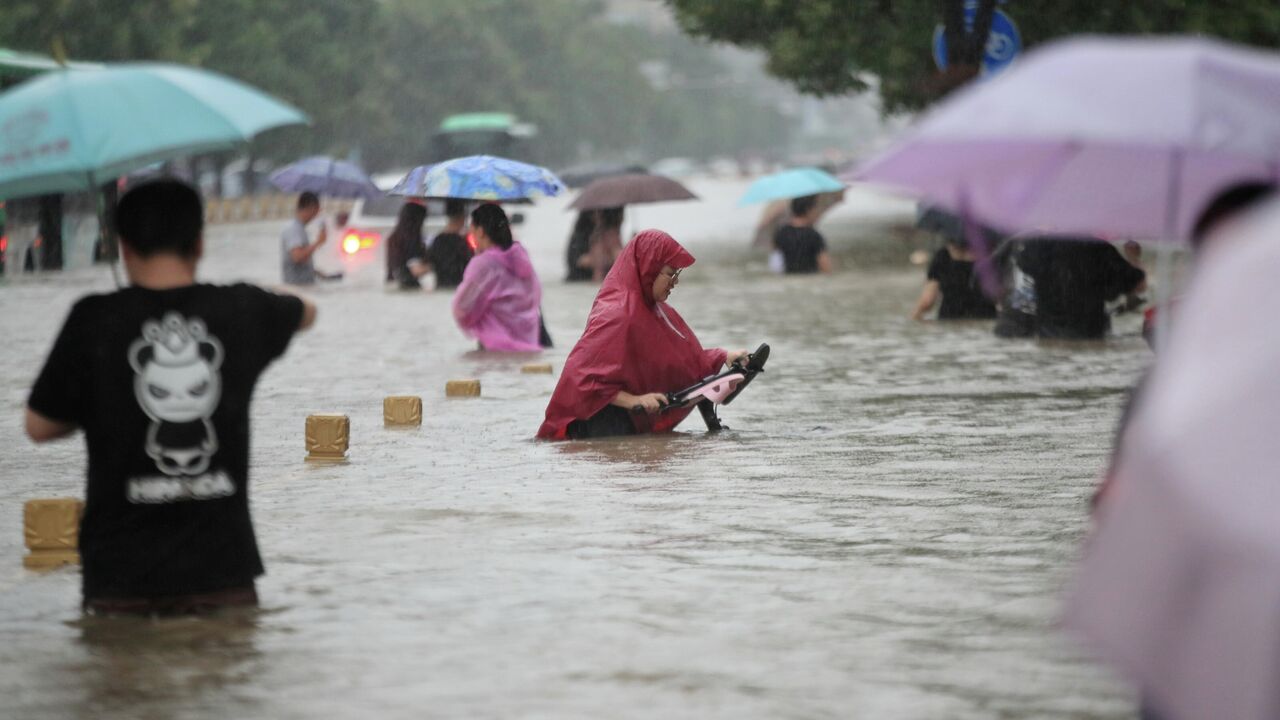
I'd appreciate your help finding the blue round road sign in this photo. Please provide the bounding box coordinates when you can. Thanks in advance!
[932,9,1022,77]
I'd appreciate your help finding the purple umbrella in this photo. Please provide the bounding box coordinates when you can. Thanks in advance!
[268,155,381,199]
[849,36,1280,245]
[568,173,697,211]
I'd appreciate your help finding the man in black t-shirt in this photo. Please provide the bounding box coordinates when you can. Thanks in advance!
[912,242,998,320]
[773,194,833,274]
[25,179,316,615]
[1016,237,1145,339]
[425,199,474,289]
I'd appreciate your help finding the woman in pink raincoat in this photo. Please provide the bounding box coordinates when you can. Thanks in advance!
[452,203,546,351]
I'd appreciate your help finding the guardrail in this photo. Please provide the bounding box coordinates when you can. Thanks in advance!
[204,194,356,225]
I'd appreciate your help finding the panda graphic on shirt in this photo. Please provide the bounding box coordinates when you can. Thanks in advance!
[128,312,223,477]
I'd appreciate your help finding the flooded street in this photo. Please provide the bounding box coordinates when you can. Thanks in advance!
[0,179,1144,718]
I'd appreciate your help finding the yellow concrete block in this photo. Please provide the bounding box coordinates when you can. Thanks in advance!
[445,380,481,398]
[23,498,82,570]
[521,363,554,374]
[384,396,423,427]
[305,414,350,462]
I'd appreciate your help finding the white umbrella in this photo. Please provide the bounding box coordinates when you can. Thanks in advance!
[1065,200,1280,720]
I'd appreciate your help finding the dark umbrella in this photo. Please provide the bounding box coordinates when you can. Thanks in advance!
[569,173,697,211]
[916,205,1002,246]
[268,156,381,199]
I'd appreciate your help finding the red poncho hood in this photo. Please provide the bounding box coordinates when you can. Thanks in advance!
[537,230,726,439]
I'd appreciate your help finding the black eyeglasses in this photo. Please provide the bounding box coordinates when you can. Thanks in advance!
[662,268,682,282]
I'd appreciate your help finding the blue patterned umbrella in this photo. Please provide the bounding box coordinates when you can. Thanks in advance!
[268,155,380,199]
[389,155,565,202]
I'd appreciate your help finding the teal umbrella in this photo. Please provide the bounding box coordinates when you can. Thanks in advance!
[0,47,101,84]
[738,167,845,206]
[0,63,307,200]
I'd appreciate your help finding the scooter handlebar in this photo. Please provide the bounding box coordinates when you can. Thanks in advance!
[631,396,682,414]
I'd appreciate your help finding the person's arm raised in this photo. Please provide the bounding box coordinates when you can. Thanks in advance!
[297,296,317,330]
[289,224,327,264]
[25,407,76,443]
[268,285,318,330]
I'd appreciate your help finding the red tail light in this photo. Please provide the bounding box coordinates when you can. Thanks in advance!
[342,231,380,255]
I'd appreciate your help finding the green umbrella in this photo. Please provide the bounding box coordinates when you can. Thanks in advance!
[0,62,307,200]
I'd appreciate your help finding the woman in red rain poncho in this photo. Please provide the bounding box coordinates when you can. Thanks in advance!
[537,229,748,440]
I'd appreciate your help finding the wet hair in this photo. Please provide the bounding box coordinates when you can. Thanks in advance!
[385,202,427,281]
[571,211,595,237]
[115,178,203,259]
[390,201,427,242]
[444,198,467,219]
[790,194,818,217]
[297,191,320,210]
[471,203,513,250]
[598,206,624,229]
[1192,182,1276,250]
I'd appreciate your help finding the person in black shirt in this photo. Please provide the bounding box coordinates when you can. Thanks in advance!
[425,198,475,289]
[912,236,998,321]
[1016,236,1145,339]
[385,201,428,290]
[773,194,832,274]
[565,211,595,282]
[25,179,315,615]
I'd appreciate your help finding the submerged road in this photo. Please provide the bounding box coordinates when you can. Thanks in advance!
[0,178,1143,719]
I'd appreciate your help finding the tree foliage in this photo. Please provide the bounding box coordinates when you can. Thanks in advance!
[366,0,788,168]
[3,0,199,62]
[666,0,1280,111]
[0,0,790,169]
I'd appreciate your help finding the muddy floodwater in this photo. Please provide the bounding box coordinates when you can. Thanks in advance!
[0,179,1146,719]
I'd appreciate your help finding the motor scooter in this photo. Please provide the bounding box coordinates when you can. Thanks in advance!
[633,343,770,432]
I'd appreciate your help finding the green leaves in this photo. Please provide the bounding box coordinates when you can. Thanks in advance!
[0,0,789,168]
[668,0,1280,111]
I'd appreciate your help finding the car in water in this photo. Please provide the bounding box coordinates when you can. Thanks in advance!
[323,172,445,285]
[329,162,527,286]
